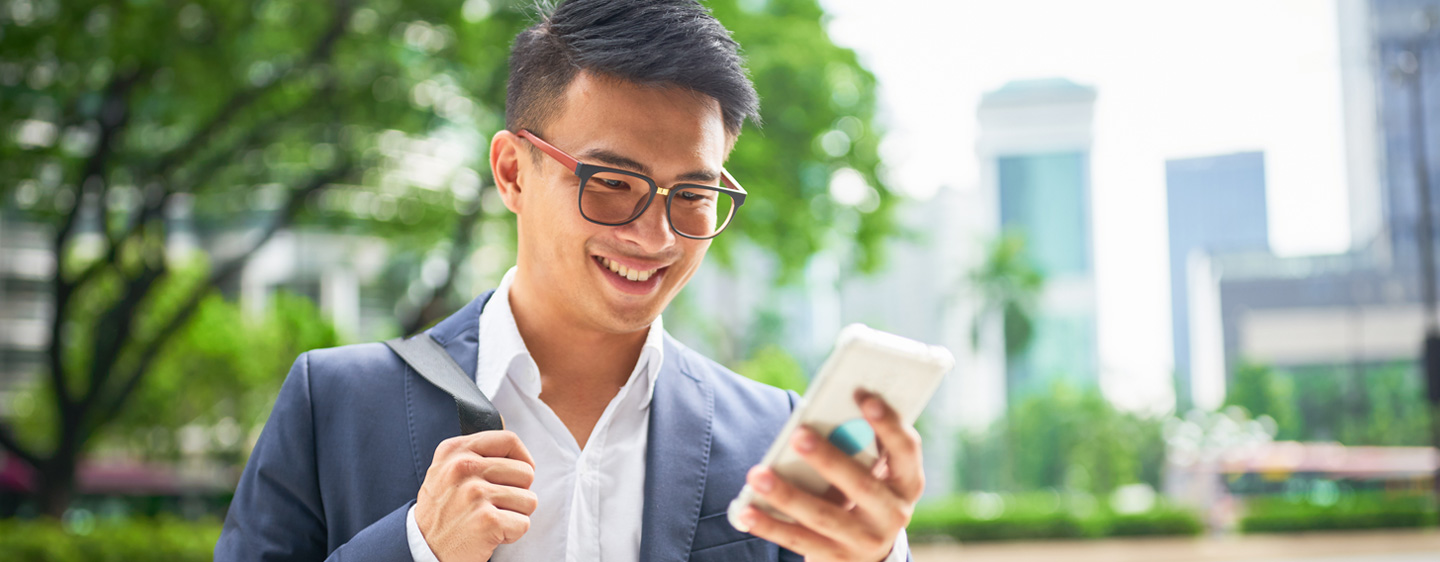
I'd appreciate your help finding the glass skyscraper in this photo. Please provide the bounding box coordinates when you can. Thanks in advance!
[978,78,1100,401]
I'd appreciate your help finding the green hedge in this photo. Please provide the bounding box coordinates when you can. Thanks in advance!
[907,493,1203,542]
[0,517,221,562]
[1240,494,1438,533]
[1105,505,1206,537]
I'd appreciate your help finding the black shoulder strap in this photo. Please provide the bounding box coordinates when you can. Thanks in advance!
[386,335,504,434]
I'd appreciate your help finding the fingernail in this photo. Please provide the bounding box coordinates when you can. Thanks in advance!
[864,397,884,420]
[751,469,774,493]
[739,508,757,527]
[794,428,818,452]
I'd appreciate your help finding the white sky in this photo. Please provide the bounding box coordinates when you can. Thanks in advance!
[820,0,1353,410]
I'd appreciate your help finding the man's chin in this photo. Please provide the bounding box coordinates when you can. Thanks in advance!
[594,299,665,334]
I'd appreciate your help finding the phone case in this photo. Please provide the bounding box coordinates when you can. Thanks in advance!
[727,324,954,532]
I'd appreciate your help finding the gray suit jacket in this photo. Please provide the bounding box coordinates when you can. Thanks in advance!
[215,290,806,561]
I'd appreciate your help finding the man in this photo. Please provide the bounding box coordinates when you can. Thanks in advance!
[215,1,922,560]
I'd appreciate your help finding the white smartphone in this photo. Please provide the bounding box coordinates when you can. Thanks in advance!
[727,323,954,532]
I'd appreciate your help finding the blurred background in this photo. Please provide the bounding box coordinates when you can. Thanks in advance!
[1,0,1438,559]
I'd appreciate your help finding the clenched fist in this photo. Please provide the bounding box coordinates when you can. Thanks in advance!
[414,431,538,562]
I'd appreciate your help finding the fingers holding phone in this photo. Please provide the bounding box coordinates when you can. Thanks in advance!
[739,392,924,562]
[727,324,952,561]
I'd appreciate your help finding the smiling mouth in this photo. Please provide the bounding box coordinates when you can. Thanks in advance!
[594,256,664,282]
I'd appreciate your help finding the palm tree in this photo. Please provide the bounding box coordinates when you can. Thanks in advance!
[969,232,1045,358]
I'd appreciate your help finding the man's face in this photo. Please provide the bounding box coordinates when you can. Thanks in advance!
[501,72,729,334]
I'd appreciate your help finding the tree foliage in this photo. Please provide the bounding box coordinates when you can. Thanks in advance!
[1225,361,1431,446]
[708,0,895,277]
[736,344,809,394]
[9,282,338,462]
[957,381,1167,495]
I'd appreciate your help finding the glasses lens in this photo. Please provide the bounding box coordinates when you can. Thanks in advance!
[580,170,652,225]
[669,186,736,238]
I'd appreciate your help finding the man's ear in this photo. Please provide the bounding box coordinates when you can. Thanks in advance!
[490,130,525,215]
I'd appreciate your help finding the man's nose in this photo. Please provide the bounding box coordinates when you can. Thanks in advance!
[614,193,676,253]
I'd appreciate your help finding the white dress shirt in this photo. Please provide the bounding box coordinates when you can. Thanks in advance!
[406,267,909,561]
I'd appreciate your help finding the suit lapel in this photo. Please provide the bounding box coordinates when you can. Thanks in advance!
[404,290,493,487]
[639,336,714,561]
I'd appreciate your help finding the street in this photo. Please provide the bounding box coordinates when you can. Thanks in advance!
[911,529,1440,562]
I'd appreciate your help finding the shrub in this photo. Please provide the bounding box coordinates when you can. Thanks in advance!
[908,493,1203,542]
[1240,493,1438,533]
[1106,505,1204,537]
[0,517,221,562]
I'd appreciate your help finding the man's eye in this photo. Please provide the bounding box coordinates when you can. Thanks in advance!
[679,191,709,201]
[598,178,627,189]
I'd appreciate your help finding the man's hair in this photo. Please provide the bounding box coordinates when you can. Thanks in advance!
[506,0,761,140]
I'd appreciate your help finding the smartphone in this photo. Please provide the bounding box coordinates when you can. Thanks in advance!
[727,323,954,532]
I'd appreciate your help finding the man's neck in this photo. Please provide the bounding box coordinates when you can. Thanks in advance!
[507,273,649,448]
[506,274,648,391]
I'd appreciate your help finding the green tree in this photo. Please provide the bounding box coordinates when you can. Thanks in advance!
[1223,361,1431,446]
[1224,363,1302,440]
[957,381,1166,495]
[0,0,898,516]
[1343,363,1430,446]
[109,290,339,459]
[10,285,338,464]
[708,0,896,278]
[0,0,513,516]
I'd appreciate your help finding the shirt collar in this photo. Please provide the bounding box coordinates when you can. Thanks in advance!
[477,267,666,409]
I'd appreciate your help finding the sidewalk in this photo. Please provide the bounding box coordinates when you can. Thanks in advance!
[911,529,1440,562]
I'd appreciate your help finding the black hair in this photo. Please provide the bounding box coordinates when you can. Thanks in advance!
[506,0,761,140]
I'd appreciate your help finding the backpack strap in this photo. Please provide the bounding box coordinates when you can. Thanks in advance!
[386,335,504,434]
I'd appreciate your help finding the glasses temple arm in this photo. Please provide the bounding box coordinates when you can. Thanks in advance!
[517,129,580,172]
[720,168,745,194]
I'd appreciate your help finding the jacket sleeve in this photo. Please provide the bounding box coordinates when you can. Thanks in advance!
[324,503,414,562]
[214,352,413,561]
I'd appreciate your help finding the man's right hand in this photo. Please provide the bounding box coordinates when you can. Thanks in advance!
[415,430,538,561]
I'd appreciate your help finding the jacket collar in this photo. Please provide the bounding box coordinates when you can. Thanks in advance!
[425,289,492,372]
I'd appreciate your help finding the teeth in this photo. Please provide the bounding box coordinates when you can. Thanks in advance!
[596,256,659,282]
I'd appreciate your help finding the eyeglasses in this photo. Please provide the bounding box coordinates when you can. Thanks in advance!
[516,129,746,240]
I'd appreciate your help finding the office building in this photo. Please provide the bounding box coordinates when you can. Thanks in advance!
[1165,152,1270,409]
[1185,0,1440,408]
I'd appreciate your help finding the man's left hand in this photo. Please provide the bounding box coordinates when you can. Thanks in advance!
[738,391,922,562]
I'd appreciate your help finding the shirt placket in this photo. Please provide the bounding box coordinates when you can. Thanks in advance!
[578,432,603,561]
[568,384,622,562]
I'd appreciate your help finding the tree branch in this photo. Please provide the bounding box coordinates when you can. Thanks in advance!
[78,263,166,416]
[0,419,42,469]
[142,0,353,182]
[67,0,352,288]
[85,164,354,441]
[48,67,149,412]
[56,68,149,263]
[69,74,339,294]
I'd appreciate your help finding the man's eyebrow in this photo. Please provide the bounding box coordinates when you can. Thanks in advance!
[580,148,652,175]
[579,148,721,184]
